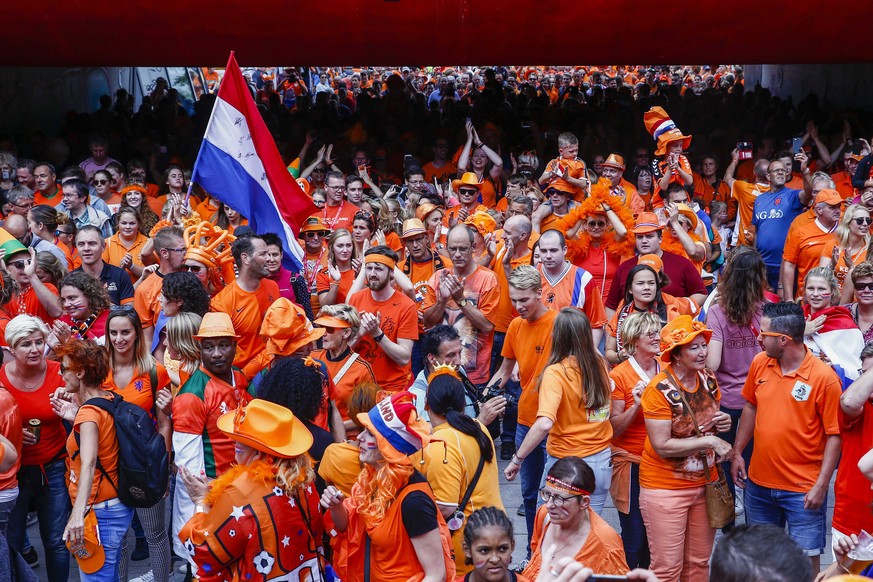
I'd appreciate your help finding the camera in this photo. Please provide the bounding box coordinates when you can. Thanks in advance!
[480,386,518,408]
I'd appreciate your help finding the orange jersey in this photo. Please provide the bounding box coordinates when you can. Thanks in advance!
[103,232,149,283]
[653,156,693,202]
[831,170,856,200]
[731,180,769,245]
[211,279,281,369]
[782,219,836,296]
[820,240,867,291]
[315,267,355,305]
[34,185,63,207]
[11,283,59,326]
[422,161,458,184]
[104,364,171,421]
[741,350,841,493]
[692,173,736,219]
[501,308,557,426]
[609,358,652,456]
[0,388,22,491]
[313,202,359,232]
[134,271,165,328]
[66,399,120,504]
[544,157,588,201]
[538,263,607,327]
[347,288,419,392]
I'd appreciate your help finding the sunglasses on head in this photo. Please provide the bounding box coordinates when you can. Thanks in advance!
[354,211,373,219]
[855,217,873,226]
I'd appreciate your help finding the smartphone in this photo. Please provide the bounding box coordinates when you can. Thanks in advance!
[737,142,753,160]
[791,137,803,155]
[589,576,630,581]
[403,154,413,170]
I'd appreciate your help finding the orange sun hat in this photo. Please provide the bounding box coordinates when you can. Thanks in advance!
[659,315,712,363]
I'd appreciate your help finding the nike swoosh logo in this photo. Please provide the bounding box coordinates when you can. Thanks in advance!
[236,307,245,313]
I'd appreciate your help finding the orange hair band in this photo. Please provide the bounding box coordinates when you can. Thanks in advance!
[364,254,396,270]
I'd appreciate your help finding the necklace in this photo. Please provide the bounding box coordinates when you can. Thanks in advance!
[548,520,587,560]
[9,362,47,391]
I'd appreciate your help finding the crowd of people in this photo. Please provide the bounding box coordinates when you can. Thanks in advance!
[0,63,872,582]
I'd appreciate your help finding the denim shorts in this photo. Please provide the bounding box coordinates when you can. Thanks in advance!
[744,479,826,555]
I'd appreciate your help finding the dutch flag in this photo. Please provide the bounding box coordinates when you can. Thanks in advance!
[191,52,316,271]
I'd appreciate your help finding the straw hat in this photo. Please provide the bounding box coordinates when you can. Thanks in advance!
[260,298,325,356]
[217,399,312,458]
[66,510,105,574]
[194,312,239,340]
[659,315,712,363]
[452,172,483,192]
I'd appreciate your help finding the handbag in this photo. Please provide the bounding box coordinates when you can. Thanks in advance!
[667,369,735,529]
[447,454,486,532]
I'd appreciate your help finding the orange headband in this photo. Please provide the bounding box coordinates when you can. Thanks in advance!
[546,475,590,496]
[364,254,396,270]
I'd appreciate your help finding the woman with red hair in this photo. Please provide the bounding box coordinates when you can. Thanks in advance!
[320,391,454,582]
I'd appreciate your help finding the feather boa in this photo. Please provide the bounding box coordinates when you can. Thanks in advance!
[554,178,636,262]
[204,459,277,506]
[661,231,702,261]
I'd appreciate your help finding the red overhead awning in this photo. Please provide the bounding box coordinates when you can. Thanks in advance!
[11,1,873,66]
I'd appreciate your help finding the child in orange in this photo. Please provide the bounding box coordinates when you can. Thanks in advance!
[644,107,693,206]
[539,132,589,201]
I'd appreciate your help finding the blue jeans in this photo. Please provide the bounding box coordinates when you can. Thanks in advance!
[515,423,546,550]
[82,502,134,582]
[500,380,520,444]
[540,448,612,516]
[744,479,826,555]
[0,495,17,582]
[7,459,71,582]
[765,264,781,294]
[719,405,753,526]
[617,463,650,569]
[410,340,424,378]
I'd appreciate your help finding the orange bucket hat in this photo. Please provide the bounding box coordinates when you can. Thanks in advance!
[464,211,497,236]
[357,391,436,464]
[658,315,712,363]
[260,298,325,356]
[217,398,313,458]
[452,172,484,192]
[644,106,692,156]
[66,510,105,574]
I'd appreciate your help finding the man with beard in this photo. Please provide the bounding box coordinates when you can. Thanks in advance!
[211,234,280,369]
[348,246,418,393]
[422,225,499,388]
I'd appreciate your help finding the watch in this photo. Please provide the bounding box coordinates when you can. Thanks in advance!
[458,298,469,308]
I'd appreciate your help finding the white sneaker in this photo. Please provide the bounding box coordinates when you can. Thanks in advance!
[735,490,745,518]
[130,571,155,582]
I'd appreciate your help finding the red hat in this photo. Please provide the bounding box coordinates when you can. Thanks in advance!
[644,106,692,156]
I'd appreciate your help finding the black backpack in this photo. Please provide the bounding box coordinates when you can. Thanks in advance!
[75,387,169,508]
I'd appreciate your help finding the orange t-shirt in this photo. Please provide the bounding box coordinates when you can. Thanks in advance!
[731,180,769,246]
[310,349,376,421]
[34,185,63,207]
[537,356,613,458]
[692,173,736,219]
[318,442,361,497]
[782,219,836,296]
[10,284,59,326]
[421,266,500,385]
[134,271,165,328]
[347,289,419,392]
[66,400,119,504]
[0,388,22,491]
[820,240,867,291]
[538,263,607,327]
[422,161,458,184]
[211,279,281,369]
[831,170,856,200]
[741,350,841,493]
[315,267,355,305]
[640,370,721,490]
[103,232,149,283]
[609,359,652,456]
[490,248,533,333]
[523,506,628,579]
[501,308,557,426]
[104,364,171,420]
[544,157,587,201]
[1,361,66,466]
[313,202,359,232]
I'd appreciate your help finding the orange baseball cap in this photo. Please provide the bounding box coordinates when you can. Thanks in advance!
[300,216,331,234]
[66,510,105,574]
[814,188,842,206]
[638,254,663,272]
[464,211,497,236]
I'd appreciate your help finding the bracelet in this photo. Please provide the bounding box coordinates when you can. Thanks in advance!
[510,454,524,466]
[329,281,340,287]
[374,332,385,343]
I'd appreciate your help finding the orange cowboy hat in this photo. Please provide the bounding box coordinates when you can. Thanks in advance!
[644,106,692,156]
[600,153,626,171]
[659,315,712,363]
[452,172,484,192]
[217,399,312,458]
[66,510,104,574]
[675,203,699,231]
[399,218,428,239]
[357,391,437,465]
[464,211,497,236]
[260,298,325,356]
[194,312,240,339]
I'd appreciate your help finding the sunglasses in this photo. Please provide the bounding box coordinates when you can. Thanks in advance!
[183,264,204,273]
[304,231,327,239]
[587,221,606,228]
[354,211,373,219]
[855,217,873,226]
[855,282,873,291]
[7,260,30,269]
[760,331,792,340]
[94,179,110,185]
[459,189,478,195]
[55,229,72,236]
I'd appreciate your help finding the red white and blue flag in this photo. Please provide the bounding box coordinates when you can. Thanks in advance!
[191,52,315,270]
